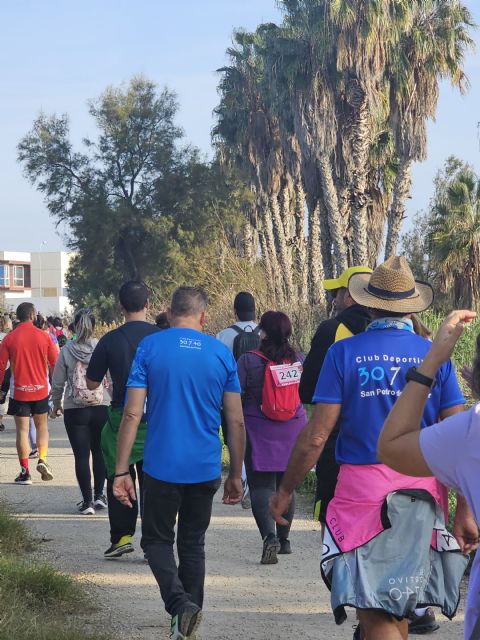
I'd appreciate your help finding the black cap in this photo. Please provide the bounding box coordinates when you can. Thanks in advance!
[234,292,255,321]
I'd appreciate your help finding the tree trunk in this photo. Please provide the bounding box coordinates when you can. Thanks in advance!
[307,199,326,305]
[261,204,285,306]
[243,219,255,261]
[294,180,309,303]
[349,86,370,265]
[270,193,294,302]
[318,153,348,274]
[384,157,413,259]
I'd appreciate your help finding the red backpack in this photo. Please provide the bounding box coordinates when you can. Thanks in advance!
[249,351,302,422]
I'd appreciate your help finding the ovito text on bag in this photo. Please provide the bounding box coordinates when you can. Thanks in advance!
[249,350,302,422]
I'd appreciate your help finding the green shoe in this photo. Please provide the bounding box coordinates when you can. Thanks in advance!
[104,535,134,559]
[170,604,202,639]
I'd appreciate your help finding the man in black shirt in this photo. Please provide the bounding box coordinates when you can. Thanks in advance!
[299,267,372,530]
[87,281,159,558]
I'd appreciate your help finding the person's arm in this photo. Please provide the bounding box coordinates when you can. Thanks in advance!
[50,350,67,412]
[377,310,479,553]
[377,310,476,477]
[222,391,246,504]
[299,321,336,404]
[112,387,147,508]
[0,339,9,387]
[270,402,341,524]
[86,339,107,390]
[47,335,58,376]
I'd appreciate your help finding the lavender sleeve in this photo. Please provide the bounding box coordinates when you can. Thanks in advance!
[419,408,474,494]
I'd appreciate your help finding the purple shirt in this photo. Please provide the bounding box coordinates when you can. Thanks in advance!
[420,405,480,640]
[237,351,307,471]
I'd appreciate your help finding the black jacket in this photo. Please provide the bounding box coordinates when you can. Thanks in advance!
[299,304,371,404]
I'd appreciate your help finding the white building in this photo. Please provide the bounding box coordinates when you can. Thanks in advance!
[0,250,75,316]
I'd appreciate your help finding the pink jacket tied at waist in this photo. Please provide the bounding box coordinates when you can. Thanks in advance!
[326,463,449,554]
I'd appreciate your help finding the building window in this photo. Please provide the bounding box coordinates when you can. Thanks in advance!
[0,264,9,287]
[13,265,24,287]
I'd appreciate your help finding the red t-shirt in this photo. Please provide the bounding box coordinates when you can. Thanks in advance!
[0,323,58,401]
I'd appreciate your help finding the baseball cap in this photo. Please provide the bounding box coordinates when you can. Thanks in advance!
[323,266,373,291]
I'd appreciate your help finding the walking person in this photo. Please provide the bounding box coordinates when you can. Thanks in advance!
[216,291,260,508]
[378,309,480,640]
[237,310,307,564]
[0,302,57,484]
[113,286,245,640]
[86,281,159,556]
[50,309,109,514]
[270,257,474,640]
[299,266,371,529]
[0,315,11,431]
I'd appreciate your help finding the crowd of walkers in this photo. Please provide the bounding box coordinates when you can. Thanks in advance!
[0,255,480,640]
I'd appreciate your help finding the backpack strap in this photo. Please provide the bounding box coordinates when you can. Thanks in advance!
[247,350,269,362]
[229,324,259,334]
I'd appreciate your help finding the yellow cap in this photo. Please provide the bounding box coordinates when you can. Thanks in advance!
[323,266,373,291]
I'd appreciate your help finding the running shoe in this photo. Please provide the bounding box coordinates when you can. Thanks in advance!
[36,459,54,481]
[14,469,32,485]
[77,500,95,515]
[104,535,134,559]
[0,422,5,432]
[241,479,251,510]
[170,604,202,639]
[408,608,440,634]
[352,624,362,640]
[278,538,292,554]
[93,493,107,509]
[261,533,281,565]
[29,448,39,459]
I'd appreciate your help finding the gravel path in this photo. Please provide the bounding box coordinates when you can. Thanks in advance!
[0,416,467,639]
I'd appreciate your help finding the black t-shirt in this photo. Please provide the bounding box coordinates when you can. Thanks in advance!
[86,321,160,408]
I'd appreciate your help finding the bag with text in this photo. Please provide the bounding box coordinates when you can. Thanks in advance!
[249,350,302,421]
[72,361,104,406]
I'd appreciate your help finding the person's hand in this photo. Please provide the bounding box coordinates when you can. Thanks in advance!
[269,488,292,526]
[427,310,476,368]
[49,406,63,419]
[223,476,243,505]
[453,496,480,554]
[112,473,136,508]
[460,365,473,390]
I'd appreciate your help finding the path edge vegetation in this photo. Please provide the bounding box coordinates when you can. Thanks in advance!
[0,499,112,640]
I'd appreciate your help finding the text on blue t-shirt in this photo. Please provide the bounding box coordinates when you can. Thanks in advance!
[313,328,464,465]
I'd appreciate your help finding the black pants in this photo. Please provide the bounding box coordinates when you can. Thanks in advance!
[64,406,108,503]
[142,473,221,616]
[107,461,144,544]
[245,443,295,540]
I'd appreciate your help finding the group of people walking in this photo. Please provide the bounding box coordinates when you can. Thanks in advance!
[0,255,480,640]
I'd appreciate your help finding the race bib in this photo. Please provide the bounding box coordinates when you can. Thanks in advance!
[270,362,302,387]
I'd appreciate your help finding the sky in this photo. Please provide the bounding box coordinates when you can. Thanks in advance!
[1,0,479,253]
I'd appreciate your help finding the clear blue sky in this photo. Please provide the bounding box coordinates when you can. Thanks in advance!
[1,0,479,252]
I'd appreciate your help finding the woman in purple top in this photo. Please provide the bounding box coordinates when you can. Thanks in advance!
[378,310,480,640]
[237,311,307,565]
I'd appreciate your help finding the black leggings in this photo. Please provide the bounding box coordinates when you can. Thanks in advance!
[244,442,296,541]
[64,406,107,503]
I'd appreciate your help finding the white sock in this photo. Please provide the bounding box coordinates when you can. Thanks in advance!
[414,607,428,616]
[241,462,247,483]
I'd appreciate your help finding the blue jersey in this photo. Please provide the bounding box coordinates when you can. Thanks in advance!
[127,328,241,483]
[313,327,464,465]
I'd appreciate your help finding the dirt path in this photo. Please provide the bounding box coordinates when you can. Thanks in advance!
[0,416,467,639]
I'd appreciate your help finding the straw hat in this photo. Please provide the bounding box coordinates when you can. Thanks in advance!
[348,256,434,313]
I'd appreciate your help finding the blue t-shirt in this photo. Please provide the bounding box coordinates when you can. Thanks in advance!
[313,328,464,465]
[127,327,241,483]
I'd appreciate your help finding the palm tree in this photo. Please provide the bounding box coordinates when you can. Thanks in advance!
[385,0,474,259]
[429,168,480,308]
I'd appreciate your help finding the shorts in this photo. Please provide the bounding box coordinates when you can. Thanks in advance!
[8,397,49,417]
[326,491,468,621]
[314,437,340,523]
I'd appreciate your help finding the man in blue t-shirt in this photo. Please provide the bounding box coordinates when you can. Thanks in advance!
[271,257,477,640]
[113,286,245,640]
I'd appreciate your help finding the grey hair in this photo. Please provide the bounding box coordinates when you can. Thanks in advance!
[170,286,208,318]
[74,308,95,343]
